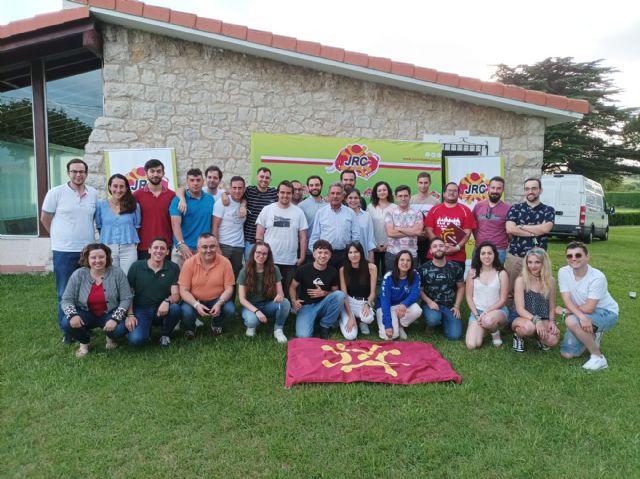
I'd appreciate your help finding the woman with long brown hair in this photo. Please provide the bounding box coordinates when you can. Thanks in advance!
[96,173,140,274]
[237,241,291,343]
[339,242,377,339]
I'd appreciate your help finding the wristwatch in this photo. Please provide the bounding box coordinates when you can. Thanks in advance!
[532,315,541,324]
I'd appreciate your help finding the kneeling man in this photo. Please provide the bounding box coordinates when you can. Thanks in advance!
[557,241,619,371]
[124,237,182,347]
[290,240,345,339]
[179,234,235,338]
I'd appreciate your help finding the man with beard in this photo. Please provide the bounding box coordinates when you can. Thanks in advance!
[411,172,440,266]
[175,165,230,212]
[298,175,326,263]
[384,184,423,272]
[424,182,475,266]
[472,176,511,264]
[505,178,555,294]
[340,169,367,210]
[133,159,175,260]
[419,238,465,341]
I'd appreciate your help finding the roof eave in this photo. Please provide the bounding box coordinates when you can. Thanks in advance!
[91,7,582,126]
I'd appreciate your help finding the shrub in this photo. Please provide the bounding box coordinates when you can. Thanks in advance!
[610,211,640,226]
[606,192,640,209]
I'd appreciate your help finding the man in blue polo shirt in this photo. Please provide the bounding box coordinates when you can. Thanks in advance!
[41,158,97,343]
[170,168,215,268]
[505,177,555,296]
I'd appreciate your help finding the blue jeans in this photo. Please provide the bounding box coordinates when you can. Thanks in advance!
[242,299,291,329]
[560,308,618,356]
[53,250,81,331]
[422,304,462,340]
[120,304,182,346]
[295,291,345,338]
[244,241,255,261]
[180,298,236,333]
[61,309,128,345]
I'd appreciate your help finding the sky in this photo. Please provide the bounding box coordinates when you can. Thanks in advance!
[2,0,639,108]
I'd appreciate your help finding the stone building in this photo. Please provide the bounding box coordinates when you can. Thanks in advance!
[0,0,588,272]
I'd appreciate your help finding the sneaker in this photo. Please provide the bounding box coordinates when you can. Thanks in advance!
[512,335,525,353]
[491,331,503,347]
[105,337,118,350]
[75,345,90,358]
[159,335,171,348]
[582,354,608,371]
[398,327,408,340]
[595,331,604,347]
[211,325,223,336]
[245,327,256,337]
[537,340,550,351]
[195,318,204,328]
[359,322,370,335]
[274,329,288,344]
[184,330,195,341]
[319,327,331,340]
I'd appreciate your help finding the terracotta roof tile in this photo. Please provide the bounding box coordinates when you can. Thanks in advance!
[4,0,588,115]
[142,4,170,22]
[115,0,144,16]
[220,22,247,40]
[246,28,273,46]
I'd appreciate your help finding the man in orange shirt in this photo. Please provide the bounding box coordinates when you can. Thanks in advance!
[179,233,235,338]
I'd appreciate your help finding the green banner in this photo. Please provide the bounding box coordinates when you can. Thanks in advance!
[250,133,442,198]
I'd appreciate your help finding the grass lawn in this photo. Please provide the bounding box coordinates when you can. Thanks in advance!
[2,228,639,478]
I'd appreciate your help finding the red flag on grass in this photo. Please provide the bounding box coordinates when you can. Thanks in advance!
[285,338,461,388]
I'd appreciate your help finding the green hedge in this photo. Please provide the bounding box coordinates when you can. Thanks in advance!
[610,211,640,226]
[606,192,640,208]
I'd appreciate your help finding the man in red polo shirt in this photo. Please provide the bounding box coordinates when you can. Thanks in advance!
[424,182,476,266]
[133,159,176,260]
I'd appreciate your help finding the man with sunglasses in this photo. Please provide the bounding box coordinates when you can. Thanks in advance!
[472,176,511,264]
[504,178,555,295]
[557,241,618,371]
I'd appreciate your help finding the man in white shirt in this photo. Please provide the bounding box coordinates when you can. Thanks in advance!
[212,176,247,282]
[256,181,308,297]
[557,241,619,371]
[41,158,97,342]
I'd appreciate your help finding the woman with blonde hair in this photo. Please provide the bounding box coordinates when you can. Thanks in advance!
[511,247,560,353]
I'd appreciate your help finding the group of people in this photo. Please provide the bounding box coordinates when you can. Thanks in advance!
[42,158,618,371]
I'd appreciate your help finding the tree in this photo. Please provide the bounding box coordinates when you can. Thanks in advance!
[493,57,640,182]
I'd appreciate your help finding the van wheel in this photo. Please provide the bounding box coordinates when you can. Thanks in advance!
[583,229,593,244]
[601,228,609,241]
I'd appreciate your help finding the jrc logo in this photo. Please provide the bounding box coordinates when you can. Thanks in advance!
[326,144,380,180]
[125,166,169,191]
[458,172,489,205]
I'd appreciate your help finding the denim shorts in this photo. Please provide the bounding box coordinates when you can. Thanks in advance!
[469,306,509,323]
[560,308,619,356]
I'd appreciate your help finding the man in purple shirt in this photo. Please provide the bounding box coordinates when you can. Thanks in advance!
[472,176,511,263]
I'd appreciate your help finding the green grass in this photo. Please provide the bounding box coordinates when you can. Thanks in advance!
[2,228,639,478]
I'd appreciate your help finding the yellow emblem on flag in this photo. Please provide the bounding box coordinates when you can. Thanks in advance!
[321,343,410,377]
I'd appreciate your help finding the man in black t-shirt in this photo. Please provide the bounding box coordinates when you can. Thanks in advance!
[419,238,465,340]
[290,240,345,339]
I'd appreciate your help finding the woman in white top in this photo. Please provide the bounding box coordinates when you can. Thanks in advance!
[367,181,396,276]
[465,241,509,349]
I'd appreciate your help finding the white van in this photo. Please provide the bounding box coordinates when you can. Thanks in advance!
[540,174,614,243]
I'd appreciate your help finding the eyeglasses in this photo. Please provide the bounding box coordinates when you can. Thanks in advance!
[199,245,217,250]
[566,253,583,259]
[525,248,545,256]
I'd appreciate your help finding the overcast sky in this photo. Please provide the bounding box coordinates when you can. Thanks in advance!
[2,0,639,108]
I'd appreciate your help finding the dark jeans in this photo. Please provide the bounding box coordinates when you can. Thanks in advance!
[118,304,182,345]
[53,251,81,331]
[61,309,128,345]
[277,264,297,299]
[180,298,236,333]
[374,251,386,278]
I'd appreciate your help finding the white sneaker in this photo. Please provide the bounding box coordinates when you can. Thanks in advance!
[491,331,503,347]
[245,327,256,337]
[582,354,608,371]
[105,337,118,350]
[274,329,288,343]
[195,318,204,328]
[359,322,370,335]
[398,327,408,340]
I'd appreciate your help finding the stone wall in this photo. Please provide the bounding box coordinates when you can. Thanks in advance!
[85,24,545,203]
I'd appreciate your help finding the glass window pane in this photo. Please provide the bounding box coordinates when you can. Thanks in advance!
[0,66,38,236]
[46,67,102,187]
